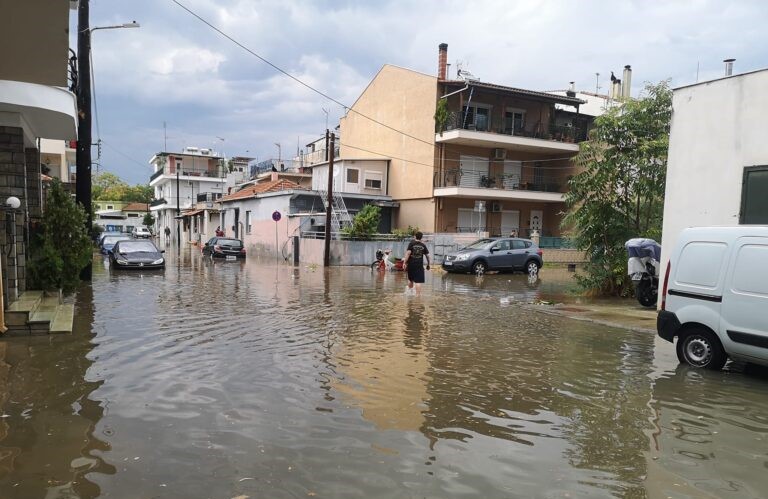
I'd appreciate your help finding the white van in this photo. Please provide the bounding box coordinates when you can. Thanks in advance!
[658,226,768,370]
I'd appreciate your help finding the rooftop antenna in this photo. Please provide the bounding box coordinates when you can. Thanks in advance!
[595,72,600,94]
[321,107,329,130]
[163,121,167,151]
[696,61,700,83]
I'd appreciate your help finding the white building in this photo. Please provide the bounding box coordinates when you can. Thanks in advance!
[660,68,768,275]
[149,147,232,242]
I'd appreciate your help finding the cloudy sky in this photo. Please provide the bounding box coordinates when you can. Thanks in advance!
[77,0,768,184]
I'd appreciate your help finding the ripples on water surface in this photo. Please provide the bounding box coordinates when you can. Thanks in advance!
[0,250,767,498]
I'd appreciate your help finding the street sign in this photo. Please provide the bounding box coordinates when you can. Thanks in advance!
[272,211,281,222]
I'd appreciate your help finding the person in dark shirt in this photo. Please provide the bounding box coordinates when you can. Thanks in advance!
[403,231,430,295]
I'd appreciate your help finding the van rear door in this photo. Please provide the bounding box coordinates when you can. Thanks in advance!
[720,237,768,362]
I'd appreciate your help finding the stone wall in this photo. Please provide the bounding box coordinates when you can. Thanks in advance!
[542,248,587,264]
[0,126,33,302]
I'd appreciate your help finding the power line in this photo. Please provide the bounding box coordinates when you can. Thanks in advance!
[169,0,436,149]
[101,140,154,171]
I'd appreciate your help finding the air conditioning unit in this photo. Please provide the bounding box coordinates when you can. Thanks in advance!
[493,148,507,160]
[491,201,502,213]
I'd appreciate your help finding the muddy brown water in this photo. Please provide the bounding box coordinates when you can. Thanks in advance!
[0,250,767,498]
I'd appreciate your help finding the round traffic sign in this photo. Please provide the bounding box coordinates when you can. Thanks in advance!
[272,210,281,222]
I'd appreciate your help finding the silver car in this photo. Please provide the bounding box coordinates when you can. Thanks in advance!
[442,237,543,274]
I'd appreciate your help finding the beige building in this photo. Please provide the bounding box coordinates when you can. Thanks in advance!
[339,44,593,242]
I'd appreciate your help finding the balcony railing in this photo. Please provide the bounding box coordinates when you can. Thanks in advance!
[151,166,225,181]
[434,168,568,193]
[197,192,222,203]
[150,198,167,207]
[441,111,588,143]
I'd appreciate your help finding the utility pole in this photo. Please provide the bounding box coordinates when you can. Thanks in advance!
[76,0,93,280]
[323,130,335,267]
[176,168,180,253]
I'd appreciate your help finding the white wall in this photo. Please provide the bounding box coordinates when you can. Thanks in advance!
[311,159,389,195]
[660,69,768,276]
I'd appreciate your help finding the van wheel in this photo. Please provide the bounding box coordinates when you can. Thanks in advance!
[676,328,727,370]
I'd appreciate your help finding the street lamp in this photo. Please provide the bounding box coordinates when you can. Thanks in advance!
[75,0,140,280]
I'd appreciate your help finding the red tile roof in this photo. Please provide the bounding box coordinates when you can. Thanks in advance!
[122,203,150,212]
[221,179,303,202]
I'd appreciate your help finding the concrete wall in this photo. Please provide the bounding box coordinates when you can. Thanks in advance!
[339,65,438,230]
[660,69,768,275]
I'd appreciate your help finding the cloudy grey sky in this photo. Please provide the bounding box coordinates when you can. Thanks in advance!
[78,0,768,184]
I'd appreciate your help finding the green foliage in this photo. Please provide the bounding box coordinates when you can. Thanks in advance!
[392,225,420,239]
[92,172,152,203]
[28,179,92,293]
[341,204,381,240]
[143,212,156,227]
[434,99,449,135]
[563,81,672,296]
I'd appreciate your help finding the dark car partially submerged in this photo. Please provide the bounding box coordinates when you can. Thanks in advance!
[202,237,246,260]
[108,240,165,269]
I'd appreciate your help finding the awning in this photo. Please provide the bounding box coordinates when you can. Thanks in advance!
[370,200,400,208]
[181,209,204,217]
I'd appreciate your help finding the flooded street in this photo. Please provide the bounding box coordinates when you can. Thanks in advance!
[1,250,767,498]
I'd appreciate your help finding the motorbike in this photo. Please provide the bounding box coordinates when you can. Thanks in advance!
[625,238,661,307]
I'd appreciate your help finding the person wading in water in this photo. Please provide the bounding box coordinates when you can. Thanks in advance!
[402,231,430,295]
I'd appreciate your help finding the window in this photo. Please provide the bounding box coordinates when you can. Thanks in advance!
[740,166,768,224]
[107,205,114,210]
[512,240,527,250]
[245,211,251,234]
[504,108,526,135]
[346,168,359,183]
[461,104,491,132]
[364,172,383,190]
[127,213,139,218]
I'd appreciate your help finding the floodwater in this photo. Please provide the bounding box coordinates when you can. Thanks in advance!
[0,250,767,499]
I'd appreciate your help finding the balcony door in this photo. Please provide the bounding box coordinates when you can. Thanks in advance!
[459,156,489,188]
[503,161,522,189]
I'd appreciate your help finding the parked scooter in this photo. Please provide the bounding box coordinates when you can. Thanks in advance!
[625,238,661,307]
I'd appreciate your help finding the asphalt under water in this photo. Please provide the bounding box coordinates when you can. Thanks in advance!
[0,250,767,498]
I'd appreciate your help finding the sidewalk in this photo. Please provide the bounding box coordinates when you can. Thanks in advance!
[529,300,658,333]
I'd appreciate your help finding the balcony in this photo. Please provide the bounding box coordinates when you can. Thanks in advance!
[150,198,168,207]
[196,192,222,203]
[437,111,586,153]
[149,165,225,184]
[433,168,569,202]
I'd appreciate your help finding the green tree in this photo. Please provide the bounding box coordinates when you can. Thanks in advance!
[563,81,672,296]
[92,172,153,203]
[143,212,155,228]
[342,204,381,240]
[28,179,92,293]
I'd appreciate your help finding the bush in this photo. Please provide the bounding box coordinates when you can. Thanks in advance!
[392,225,419,239]
[28,179,92,293]
[341,204,381,240]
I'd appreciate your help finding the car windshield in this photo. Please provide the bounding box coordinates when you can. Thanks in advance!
[104,236,131,245]
[217,238,242,247]
[117,241,158,253]
[462,238,495,250]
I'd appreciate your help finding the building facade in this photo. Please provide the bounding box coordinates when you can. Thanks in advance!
[338,44,594,242]
[660,68,768,277]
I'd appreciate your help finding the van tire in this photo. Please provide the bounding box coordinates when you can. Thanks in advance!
[676,328,727,370]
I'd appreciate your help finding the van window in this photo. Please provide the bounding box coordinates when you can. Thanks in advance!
[732,244,768,296]
[675,242,728,289]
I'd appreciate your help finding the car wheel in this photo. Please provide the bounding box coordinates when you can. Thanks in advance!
[471,260,487,274]
[525,260,540,275]
[676,328,727,370]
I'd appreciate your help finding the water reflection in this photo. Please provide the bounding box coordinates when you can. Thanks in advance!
[0,282,111,499]
[0,251,766,497]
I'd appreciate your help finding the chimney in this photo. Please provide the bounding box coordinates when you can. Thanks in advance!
[566,81,576,98]
[611,79,622,100]
[622,65,632,99]
[438,43,448,80]
[271,172,279,182]
[724,58,735,76]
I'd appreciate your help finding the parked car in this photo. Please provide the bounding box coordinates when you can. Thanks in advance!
[132,226,152,239]
[98,231,122,248]
[657,226,768,370]
[202,237,246,260]
[108,240,165,270]
[101,235,132,254]
[442,237,543,274]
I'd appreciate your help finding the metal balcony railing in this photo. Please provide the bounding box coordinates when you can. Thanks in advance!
[151,166,225,180]
[434,168,568,193]
[441,111,588,143]
[196,192,222,203]
[150,198,167,207]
